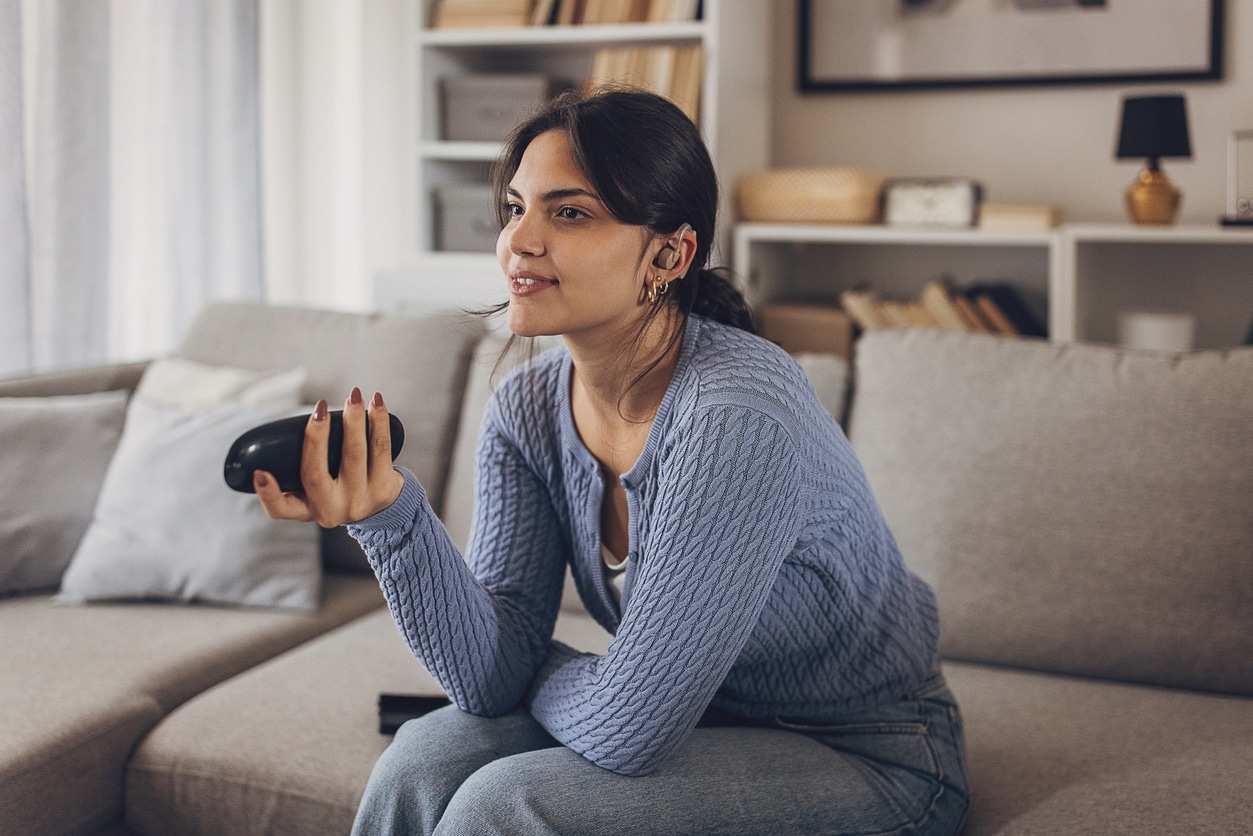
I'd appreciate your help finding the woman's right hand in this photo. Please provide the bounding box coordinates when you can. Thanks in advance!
[253,387,405,527]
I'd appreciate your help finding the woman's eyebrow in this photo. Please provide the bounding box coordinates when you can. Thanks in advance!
[506,185,602,203]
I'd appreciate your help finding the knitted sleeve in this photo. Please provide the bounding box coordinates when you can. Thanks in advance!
[524,401,805,777]
[347,398,568,717]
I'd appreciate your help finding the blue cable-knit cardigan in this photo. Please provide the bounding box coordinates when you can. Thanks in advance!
[349,314,939,777]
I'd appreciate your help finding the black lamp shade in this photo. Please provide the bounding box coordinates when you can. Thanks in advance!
[1116,95,1192,161]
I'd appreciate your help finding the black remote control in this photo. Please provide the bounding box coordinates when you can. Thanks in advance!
[223,409,405,493]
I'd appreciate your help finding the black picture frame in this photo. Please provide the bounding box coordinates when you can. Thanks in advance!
[799,0,1224,93]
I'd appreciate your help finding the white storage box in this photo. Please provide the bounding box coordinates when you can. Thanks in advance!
[434,185,499,253]
[441,74,552,142]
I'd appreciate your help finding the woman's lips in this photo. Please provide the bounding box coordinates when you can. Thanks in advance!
[510,273,557,295]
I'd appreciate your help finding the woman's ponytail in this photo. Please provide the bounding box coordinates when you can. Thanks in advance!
[685,268,756,334]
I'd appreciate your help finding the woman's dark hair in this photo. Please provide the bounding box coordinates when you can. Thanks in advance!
[492,86,755,335]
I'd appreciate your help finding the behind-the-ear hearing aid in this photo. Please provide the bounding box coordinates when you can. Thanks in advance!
[653,223,693,270]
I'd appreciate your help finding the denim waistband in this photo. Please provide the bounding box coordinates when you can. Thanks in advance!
[905,658,949,701]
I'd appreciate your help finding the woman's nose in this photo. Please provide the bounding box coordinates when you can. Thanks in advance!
[502,211,544,257]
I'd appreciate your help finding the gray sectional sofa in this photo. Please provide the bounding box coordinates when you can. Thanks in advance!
[1,301,1249,835]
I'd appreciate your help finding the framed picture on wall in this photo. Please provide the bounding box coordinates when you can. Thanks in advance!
[799,0,1224,92]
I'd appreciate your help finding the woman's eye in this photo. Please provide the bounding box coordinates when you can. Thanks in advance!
[557,206,588,220]
[504,202,523,217]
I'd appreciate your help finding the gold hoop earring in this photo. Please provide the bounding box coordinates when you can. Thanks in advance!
[647,276,670,305]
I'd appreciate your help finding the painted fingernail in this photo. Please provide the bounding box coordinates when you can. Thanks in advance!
[372,392,384,408]
[254,471,269,488]
[350,387,362,405]
[313,399,328,421]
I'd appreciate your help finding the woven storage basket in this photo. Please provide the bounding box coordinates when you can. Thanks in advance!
[735,168,885,224]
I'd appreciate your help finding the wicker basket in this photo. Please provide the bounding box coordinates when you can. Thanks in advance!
[735,168,886,224]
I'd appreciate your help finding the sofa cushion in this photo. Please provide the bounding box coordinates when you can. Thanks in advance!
[0,360,148,399]
[0,686,161,836]
[176,303,482,573]
[848,330,1253,695]
[794,351,850,426]
[0,390,129,596]
[945,661,1253,835]
[443,332,562,551]
[0,575,383,836]
[125,606,610,836]
[58,359,322,610]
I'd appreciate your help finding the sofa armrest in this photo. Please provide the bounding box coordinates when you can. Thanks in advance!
[0,361,150,399]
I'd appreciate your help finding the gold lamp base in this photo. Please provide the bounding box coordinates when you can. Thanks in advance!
[1124,165,1181,225]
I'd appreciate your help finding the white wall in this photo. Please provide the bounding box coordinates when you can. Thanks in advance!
[770,1,1252,225]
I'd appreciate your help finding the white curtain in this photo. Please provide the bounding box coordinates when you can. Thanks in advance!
[0,0,262,376]
[260,0,405,312]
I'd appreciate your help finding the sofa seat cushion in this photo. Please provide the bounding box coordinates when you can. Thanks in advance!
[0,576,382,836]
[945,660,1253,835]
[848,330,1253,695]
[1,688,160,836]
[126,607,612,836]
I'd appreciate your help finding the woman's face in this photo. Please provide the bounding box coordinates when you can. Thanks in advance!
[497,130,653,341]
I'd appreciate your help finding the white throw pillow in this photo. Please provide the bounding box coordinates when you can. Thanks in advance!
[58,360,321,610]
[0,391,130,595]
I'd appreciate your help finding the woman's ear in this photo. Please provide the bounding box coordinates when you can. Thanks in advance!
[654,246,681,270]
[651,223,696,278]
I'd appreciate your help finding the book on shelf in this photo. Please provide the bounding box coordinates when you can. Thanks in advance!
[977,203,1064,231]
[646,0,699,21]
[838,289,893,332]
[969,293,1019,336]
[579,0,651,24]
[531,0,559,24]
[550,0,694,25]
[919,278,970,331]
[587,45,702,122]
[433,0,698,29]
[839,279,1044,339]
[758,302,854,361]
[966,283,1046,338]
[880,300,936,329]
[554,0,581,23]
[432,0,535,28]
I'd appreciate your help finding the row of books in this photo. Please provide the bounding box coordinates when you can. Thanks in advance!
[588,45,702,122]
[840,278,1046,338]
[756,280,1045,364]
[431,0,698,28]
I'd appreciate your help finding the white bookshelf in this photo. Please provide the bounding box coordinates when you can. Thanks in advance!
[377,0,770,314]
[1060,224,1253,348]
[734,223,1061,340]
[734,222,1253,349]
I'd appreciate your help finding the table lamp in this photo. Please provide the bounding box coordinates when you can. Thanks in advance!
[1116,94,1192,225]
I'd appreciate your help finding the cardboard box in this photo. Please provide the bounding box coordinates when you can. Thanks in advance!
[759,303,854,361]
[441,74,551,142]
[434,185,499,253]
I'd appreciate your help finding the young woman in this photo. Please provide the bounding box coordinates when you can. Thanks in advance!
[255,88,969,835]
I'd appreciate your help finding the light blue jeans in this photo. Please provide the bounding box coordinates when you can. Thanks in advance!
[352,664,969,835]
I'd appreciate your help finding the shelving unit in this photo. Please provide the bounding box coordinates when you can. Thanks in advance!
[1060,224,1253,348]
[735,222,1253,349]
[734,223,1061,339]
[377,0,770,313]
